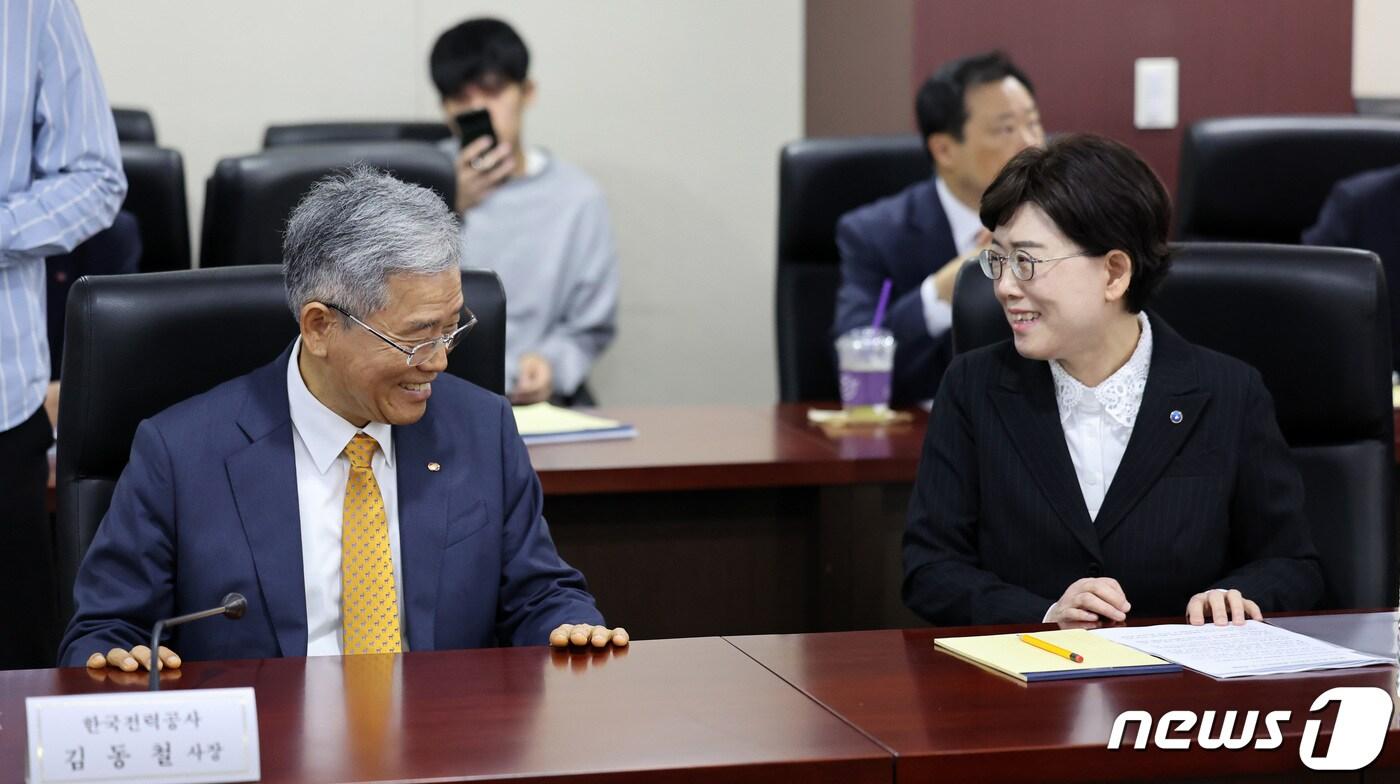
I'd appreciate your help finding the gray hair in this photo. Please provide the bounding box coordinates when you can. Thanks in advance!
[282,163,461,318]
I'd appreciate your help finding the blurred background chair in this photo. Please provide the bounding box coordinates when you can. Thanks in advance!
[111,107,156,144]
[54,265,506,623]
[1175,115,1400,243]
[45,211,141,377]
[263,121,453,148]
[950,243,1395,609]
[119,142,191,272]
[775,135,929,401]
[199,141,455,268]
[46,123,190,376]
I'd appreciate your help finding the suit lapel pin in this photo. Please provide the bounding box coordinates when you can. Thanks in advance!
[1169,410,1183,424]
[427,462,441,472]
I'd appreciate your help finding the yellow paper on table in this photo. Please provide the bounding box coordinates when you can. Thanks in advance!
[934,629,1180,682]
[512,402,637,445]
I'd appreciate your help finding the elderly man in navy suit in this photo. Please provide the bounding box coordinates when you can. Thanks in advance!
[60,166,626,671]
[833,51,1043,404]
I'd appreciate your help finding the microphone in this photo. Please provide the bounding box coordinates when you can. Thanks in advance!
[147,593,247,691]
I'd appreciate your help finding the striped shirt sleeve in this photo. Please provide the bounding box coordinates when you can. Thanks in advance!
[0,0,126,264]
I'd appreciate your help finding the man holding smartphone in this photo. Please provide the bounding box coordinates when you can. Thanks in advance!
[431,18,618,406]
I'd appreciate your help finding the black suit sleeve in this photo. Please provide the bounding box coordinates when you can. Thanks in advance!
[902,357,1054,625]
[1302,181,1357,247]
[1209,370,1325,611]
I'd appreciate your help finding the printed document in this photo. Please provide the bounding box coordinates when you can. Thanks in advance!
[1092,620,1391,679]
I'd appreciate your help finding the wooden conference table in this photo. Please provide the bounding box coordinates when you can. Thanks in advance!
[525,404,928,639]
[3,610,1398,782]
[45,401,1400,639]
[46,403,928,639]
[731,610,1400,783]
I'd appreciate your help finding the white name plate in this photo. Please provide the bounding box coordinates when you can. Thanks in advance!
[26,687,260,783]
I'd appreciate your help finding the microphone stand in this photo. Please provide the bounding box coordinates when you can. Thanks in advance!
[148,593,247,691]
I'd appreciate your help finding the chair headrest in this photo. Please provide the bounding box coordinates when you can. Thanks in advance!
[200,141,456,268]
[778,135,930,264]
[57,266,297,478]
[119,143,191,272]
[112,107,156,144]
[1176,115,1400,242]
[264,121,453,148]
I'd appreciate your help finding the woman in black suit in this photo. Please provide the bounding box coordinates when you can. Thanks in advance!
[902,134,1323,627]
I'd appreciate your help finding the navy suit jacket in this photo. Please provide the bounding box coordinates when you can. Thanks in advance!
[59,346,603,666]
[1303,163,1400,370]
[902,314,1324,626]
[833,178,958,405]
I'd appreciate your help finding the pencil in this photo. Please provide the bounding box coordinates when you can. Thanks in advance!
[1018,633,1084,663]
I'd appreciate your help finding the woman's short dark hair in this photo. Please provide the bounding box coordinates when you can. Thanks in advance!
[979,133,1172,312]
[430,18,529,100]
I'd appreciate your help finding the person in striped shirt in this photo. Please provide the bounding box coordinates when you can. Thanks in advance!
[0,0,126,669]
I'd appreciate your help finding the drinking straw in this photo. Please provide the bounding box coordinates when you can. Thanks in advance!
[871,279,893,330]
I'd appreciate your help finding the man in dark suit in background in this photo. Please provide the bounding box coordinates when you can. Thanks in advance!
[61,166,626,671]
[1303,163,1400,372]
[832,51,1043,405]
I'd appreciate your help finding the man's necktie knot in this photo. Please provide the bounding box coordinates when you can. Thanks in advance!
[343,433,379,469]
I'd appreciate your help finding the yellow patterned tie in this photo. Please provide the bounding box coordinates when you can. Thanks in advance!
[341,433,402,655]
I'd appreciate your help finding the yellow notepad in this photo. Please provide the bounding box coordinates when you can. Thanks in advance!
[512,402,637,445]
[935,629,1180,682]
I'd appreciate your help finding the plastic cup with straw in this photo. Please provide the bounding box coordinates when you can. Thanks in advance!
[835,279,897,421]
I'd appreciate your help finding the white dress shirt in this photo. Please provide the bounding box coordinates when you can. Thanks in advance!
[918,177,985,337]
[1050,312,1153,521]
[286,338,408,655]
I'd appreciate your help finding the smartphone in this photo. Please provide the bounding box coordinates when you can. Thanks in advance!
[454,109,496,152]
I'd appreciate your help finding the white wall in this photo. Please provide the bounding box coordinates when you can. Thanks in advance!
[1353,0,1400,97]
[75,0,804,405]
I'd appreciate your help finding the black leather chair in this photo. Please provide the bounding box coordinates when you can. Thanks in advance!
[1176,116,1400,243]
[54,265,507,621]
[263,121,453,148]
[119,143,191,272]
[200,142,456,268]
[776,135,930,401]
[112,108,156,144]
[950,243,1395,608]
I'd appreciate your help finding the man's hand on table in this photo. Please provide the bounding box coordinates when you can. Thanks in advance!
[86,645,181,672]
[549,623,629,649]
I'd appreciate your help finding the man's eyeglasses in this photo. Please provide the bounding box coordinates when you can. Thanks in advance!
[326,303,476,367]
[977,248,1095,281]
